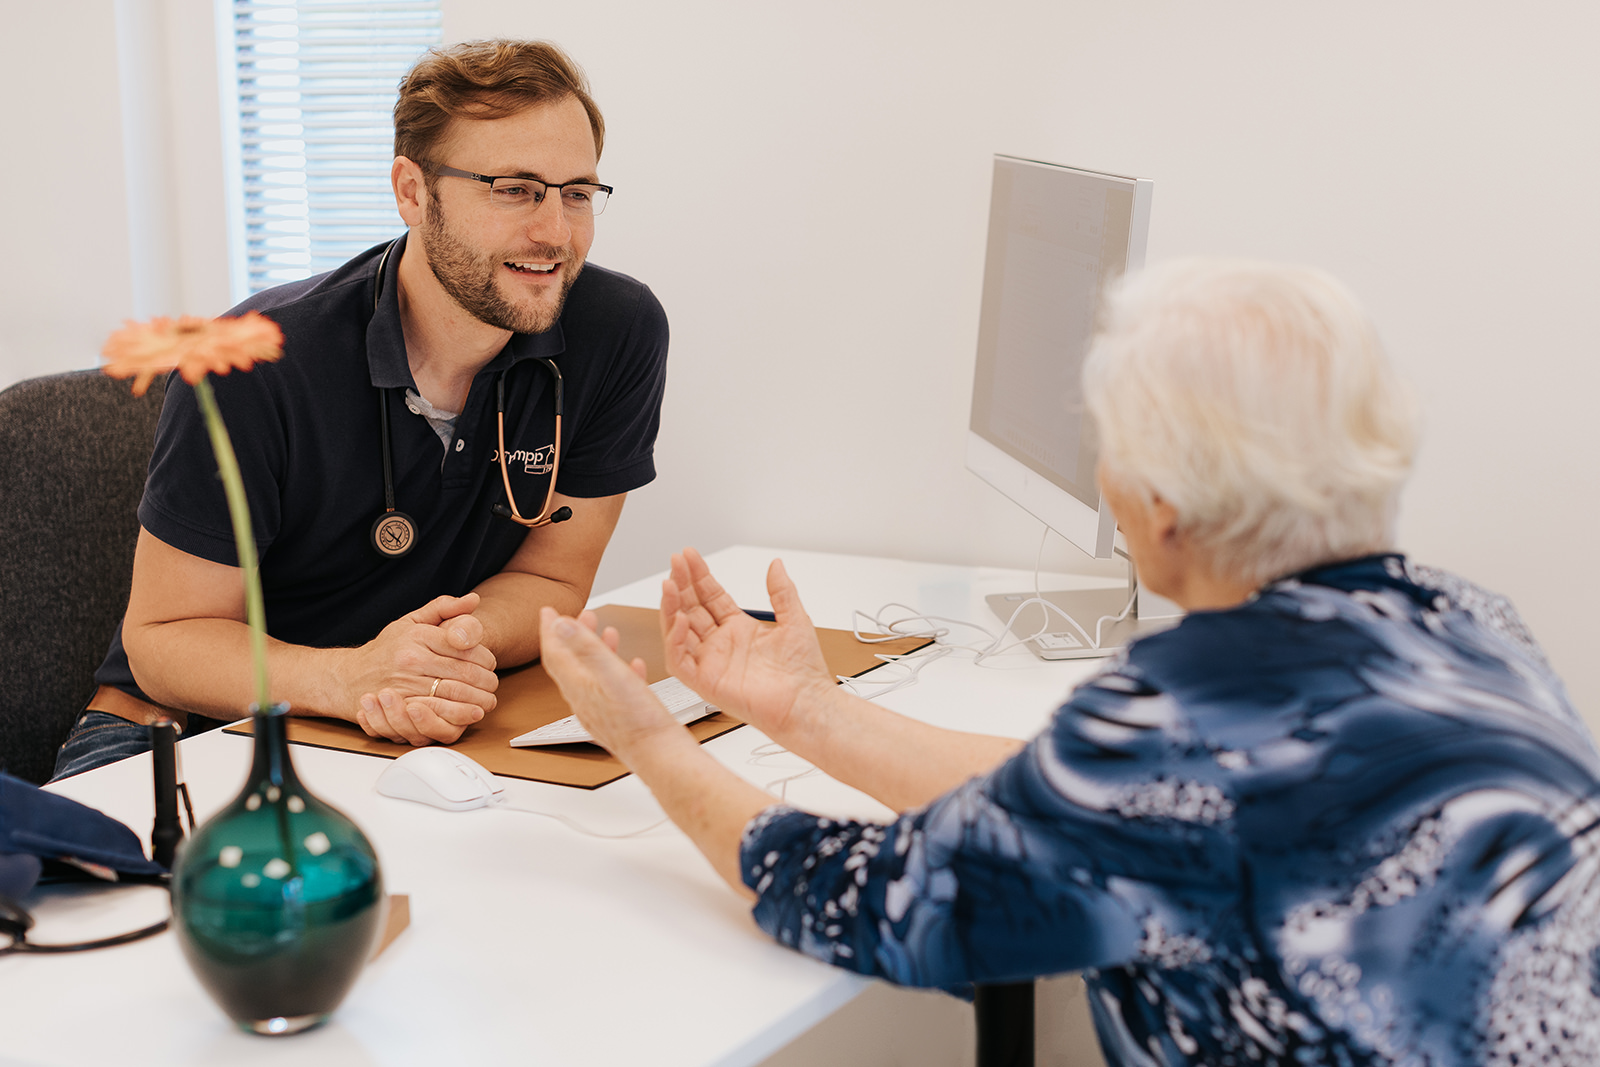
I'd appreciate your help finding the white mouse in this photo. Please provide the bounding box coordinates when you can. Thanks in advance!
[375,747,505,811]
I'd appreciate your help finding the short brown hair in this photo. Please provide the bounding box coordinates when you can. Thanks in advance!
[394,39,606,166]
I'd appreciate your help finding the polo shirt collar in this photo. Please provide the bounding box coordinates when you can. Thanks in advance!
[365,231,568,391]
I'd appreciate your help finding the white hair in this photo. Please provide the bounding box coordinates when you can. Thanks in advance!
[1082,258,1420,587]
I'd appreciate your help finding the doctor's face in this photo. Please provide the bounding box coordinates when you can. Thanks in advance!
[419,96,599,335]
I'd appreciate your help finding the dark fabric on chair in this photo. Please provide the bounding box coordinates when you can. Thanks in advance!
[0,370,165,784]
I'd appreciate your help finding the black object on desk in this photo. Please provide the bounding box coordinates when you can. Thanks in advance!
[149,718,183,869]
[975,981,1035,1067]
[0,772,172,955]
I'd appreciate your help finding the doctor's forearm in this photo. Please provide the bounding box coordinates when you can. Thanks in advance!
[471,570,589,667]
[124,619,349,719]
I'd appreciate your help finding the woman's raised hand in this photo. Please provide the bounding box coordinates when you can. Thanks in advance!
[538,608,682,759]
[660,548,835,741]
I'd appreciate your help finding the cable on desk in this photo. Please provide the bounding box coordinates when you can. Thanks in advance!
[749,742,819,800]
[490,800,670,839]
[837,644,953,700]
[847,524,1136,691]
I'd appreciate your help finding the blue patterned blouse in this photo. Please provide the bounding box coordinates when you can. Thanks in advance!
[740,555,1600,1066]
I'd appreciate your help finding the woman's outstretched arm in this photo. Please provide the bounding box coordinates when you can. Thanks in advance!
[659,548,1023,812]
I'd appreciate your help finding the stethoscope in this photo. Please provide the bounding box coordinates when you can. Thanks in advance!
[369,238,572,559]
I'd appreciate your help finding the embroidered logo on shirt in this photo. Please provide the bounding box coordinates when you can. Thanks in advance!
[489,444,555,476]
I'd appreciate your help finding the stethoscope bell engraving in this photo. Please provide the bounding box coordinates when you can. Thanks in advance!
[370,511,417,558]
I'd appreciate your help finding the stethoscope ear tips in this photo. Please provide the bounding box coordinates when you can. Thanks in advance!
[490,503,573,527]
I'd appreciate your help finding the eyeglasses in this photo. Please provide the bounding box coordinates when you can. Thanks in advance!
[426,163,612,217]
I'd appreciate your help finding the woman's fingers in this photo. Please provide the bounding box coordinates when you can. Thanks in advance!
[766,558,809,623]
[683,547,744,625]
[666,554,720,640]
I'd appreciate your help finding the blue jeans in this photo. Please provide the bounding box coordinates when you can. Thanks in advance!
[50,711,225,782]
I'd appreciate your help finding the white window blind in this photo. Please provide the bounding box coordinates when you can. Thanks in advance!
[222,0,441,296]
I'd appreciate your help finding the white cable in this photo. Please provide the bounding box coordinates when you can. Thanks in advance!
[1095,586,1138,645]
[838,644,953,698]
[850,521,1139,681]
[850,604,949,643]
[490,800,669,839]
[851,606,1005,657]
[970,587,1137,665]
[748,741,818,800]
[764,767,818,801]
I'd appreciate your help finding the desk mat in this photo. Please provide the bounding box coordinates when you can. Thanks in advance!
[225,604,931,789]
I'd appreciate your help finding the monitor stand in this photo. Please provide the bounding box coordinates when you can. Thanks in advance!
[986,562,1180,661]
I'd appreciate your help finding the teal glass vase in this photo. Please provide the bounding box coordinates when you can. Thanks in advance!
[172,704,384,1035]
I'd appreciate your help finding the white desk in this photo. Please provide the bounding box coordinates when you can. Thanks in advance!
[3,547,1114,1067]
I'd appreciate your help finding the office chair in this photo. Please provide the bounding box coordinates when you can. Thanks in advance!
[0,370,166,784]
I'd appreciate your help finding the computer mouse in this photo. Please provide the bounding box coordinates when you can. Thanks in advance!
[375,747,505,811]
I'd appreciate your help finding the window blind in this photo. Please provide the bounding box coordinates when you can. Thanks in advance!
[225,0,441,295]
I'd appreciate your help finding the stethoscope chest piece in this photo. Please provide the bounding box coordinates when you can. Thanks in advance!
[371,510,417,558]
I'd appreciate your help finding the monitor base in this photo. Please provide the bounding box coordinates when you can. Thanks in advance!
[986,588,1178,660]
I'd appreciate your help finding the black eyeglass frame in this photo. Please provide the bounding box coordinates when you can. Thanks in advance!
[425,163,614,215]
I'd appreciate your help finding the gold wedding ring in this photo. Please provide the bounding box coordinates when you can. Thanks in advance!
[428,677,442,699]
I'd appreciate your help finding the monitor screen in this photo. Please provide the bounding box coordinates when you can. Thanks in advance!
[967,156,1152,559]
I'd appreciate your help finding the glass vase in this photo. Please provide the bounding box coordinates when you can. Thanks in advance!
[172,704,384,1035]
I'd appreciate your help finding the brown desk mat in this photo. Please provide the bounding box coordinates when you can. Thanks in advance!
[373,894,409,960]
[225,604,931,789]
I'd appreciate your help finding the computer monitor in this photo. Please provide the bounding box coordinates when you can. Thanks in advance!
[966,155,1173,659]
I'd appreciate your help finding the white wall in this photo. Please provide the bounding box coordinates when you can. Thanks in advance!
[0,0,231,386]
[5,1,1599,730]
[447,1,1600,726]
[0,4,136,384]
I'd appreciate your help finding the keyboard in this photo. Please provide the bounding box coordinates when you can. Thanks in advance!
[508,676,719,747]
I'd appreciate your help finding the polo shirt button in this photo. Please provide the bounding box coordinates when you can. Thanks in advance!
[406,401,421,415]
[455,439,465,452]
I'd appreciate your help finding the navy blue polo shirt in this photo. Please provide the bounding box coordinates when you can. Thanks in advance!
[96,234,668,699]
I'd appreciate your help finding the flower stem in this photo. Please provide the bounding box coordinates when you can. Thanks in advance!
[193,377,272,713]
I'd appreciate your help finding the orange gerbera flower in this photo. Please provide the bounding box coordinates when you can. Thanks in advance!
[102,311,284,396]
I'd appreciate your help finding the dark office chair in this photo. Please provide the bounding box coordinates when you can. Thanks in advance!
[0,369,166,784]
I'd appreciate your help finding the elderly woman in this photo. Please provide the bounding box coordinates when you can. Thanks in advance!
[539,260,1600,1066]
